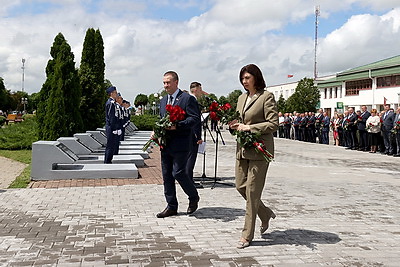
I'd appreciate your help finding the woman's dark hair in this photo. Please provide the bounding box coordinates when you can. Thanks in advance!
[239,64,266,91]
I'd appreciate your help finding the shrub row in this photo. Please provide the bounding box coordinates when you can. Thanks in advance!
[130,114,158,131]
[0,115,39,150]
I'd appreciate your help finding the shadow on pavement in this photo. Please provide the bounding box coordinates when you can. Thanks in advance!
[192,207,245,222]
[257,228,341,250]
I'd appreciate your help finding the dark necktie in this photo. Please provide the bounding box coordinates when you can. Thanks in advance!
[169,95,173,105]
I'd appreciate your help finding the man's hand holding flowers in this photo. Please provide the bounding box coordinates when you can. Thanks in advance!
[142,104,186,151]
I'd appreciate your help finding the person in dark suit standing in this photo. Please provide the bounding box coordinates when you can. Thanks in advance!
[307,112,316,143]
[321,112,330,145]
[346,108,358,150]
[155,71,200,218]
[315,109,324,143]
[357,105,371,151]
[187,81,204,188]
[229,64,278,249]
[393,107,400,157]
[299,113,307,141]
[382,104,395,155]
[104,86,121,163]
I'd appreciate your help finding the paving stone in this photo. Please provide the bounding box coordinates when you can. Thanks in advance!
[0,132,400,265]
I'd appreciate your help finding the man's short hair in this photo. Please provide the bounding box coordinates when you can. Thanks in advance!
[164,71,179,81]
[190,82,202,89]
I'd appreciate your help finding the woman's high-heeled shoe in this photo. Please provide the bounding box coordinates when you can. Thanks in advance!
[237,239,250,249]
[260,212,276,234]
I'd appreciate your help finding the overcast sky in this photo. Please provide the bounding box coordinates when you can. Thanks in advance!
[1,0,400,102]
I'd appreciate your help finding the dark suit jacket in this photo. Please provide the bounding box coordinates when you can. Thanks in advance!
[235,90,278,160]
[347,112,357,130]
[383,111,395,132]
[160,89,200,152]
[357,111,371,131]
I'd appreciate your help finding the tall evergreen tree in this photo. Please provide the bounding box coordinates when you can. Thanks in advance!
[285,77,320,113]
[276,93,286,113]
[0,78,10,111]
[79,28,106,131]
[38,33,83,140]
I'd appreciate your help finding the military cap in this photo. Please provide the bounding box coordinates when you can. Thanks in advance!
[106,86,116,94]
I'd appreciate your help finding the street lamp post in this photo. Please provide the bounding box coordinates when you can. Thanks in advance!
[21,98,28,113]
[21,58,25,92]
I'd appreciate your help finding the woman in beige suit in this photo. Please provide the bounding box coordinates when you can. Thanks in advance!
[230,64,279,249]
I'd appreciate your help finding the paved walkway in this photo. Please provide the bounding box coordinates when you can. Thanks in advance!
[0,130,400,266]
[0,156,27,188]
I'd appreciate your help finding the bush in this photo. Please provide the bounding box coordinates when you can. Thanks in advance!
[0,115,38,150]
[130,114,158,131]
[0,115,5,126]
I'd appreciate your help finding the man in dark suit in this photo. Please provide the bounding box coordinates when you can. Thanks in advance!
[299,113,307,141]
[104,86,121,163]
[357,105,371,151]
[307,111,316,143]
[393,107,400,157]
[321,112,330,145]
[346,108,358,150]
[315,109,324,143]
[187,81,204,189]
[382,104,395,155]
[156,71,200,218]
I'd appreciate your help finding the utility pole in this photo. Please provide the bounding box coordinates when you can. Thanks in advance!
[314,6,320,80]
[21,58,26,92]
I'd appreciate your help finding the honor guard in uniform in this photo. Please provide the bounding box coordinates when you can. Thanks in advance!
[114,93,124,153]
[104,86,121,163]
[122,100,131,135]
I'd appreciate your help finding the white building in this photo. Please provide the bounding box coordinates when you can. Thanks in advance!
[317,55,400,117]
[267,55,400,118]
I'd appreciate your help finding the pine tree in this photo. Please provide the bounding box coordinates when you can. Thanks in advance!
[79,28,106,131]
[276,93,286,113]
[286,78,320,113]
[38,33,83,140]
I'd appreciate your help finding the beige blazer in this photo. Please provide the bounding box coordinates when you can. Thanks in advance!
[235,90,279,160]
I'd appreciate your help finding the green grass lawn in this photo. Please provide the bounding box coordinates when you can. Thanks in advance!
[0,149,32,188]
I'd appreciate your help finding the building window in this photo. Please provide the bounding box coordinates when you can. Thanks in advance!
[334,87,338,98]
[324,88,327,99]
[345,79,372,95]
[377,75,400,88]
[329,88,332,98]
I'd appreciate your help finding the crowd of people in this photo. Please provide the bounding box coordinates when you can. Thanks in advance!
[276,105,400,157]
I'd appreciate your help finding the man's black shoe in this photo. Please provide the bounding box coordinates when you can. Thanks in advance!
[393,154,400,157]
[187,200,199,214]
[156,208,177,218]
[388,152,393,156]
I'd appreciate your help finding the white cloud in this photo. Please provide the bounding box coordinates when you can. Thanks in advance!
[318,8,400,74]
[0,0,399,105]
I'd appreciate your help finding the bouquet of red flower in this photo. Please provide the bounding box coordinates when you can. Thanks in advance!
[391,121,400,134]
[233,130,274,162]
[142,104,186,151]
[208,101,239,125]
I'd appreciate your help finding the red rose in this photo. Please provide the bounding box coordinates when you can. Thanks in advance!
[209,102,219,111]
[221,103,231,111]
[210,111,219,121]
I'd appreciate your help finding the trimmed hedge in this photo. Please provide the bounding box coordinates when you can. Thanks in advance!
[130,114,158,131]
[0,115,5,126]
[0,115,38,150]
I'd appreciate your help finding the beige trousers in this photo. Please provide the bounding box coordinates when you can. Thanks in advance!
[235,158,274,241]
